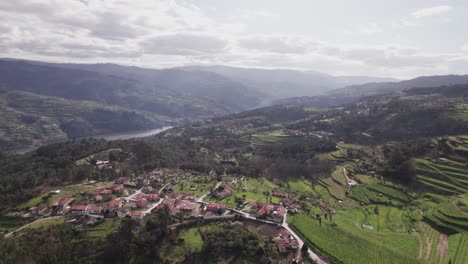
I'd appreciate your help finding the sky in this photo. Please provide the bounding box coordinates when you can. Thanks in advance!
[1,0,468,79]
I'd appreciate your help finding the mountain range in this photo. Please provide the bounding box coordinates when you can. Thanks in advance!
[1,58,468,152]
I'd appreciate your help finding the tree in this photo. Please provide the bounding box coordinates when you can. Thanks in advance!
[374,206,380,232]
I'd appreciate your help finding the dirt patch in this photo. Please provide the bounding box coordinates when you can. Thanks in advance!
[416,233,423,260]
[436,233,448,258]
[425,236,432,260]
[258,224,281,237]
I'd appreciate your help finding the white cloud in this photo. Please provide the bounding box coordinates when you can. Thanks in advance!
[357,22,383,35]
[0,0,466,79]
[141,33,228,55]
[412,5,453,18]
[237,35,316,54]
[462,44,468,52]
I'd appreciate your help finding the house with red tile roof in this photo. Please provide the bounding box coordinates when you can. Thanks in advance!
[176,193,197,201]
[99,189,112,196]
[171,200,200,217]
[256,204,286,223]
[108,199,122,209]
[88,205,103,214]
[147,193,159,202]
[131,210,143,219]
[215,186,233,199]
[70,205,89,215]
[95,195,103,202]
[28,205,49,216]
[111,185,124,194]
[205,202,226,214]
[115,177,128,184]
[136,199,148,208]
[275,238,299,253]
[142,185,153,194]
[156,198,176,211]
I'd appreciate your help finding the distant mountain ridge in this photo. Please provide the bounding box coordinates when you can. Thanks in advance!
[274,74,468,108]
[330,74,468,97]
[0,59,262,119]
[179,65,398,99]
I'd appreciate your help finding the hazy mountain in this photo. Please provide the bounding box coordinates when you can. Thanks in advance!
[330,74,468,97]
[0,59,262,119]
[178,65,398,99]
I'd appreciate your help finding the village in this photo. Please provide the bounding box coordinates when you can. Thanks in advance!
[19,165,317,261]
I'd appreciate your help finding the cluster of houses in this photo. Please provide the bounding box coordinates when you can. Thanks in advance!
[275,229,300,254]
[213,185,233,199]
[253,203,287,223]
[154,196,227,219]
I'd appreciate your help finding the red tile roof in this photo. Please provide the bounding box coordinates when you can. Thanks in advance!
[71,205,88,211]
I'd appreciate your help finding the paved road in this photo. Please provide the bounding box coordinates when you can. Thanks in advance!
[339,166,358,187]
[4,216,63,238]
[122,187,143,202]
[196,181,222,203]
[282,211,326,264]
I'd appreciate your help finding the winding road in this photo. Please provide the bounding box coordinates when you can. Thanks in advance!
[4,216,63,238]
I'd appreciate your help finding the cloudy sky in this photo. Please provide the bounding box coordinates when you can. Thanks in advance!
[1,0,468,79]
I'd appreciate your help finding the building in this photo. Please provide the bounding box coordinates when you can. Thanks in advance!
[156,198,176,211]
[99,189,113,196]
[256,204,286,223]
[108,199,122,209]
[205,202,226,214]
[136,199,148,209]
[115,177,129,184]
[95,195,103,202]
[176,193,197,201]
[28,205,49,216]
[131,210,143,219]
[88,205,103,214]
[215,186,233,199]
[171,200,200,217]
[147,193,159,202]
[111,185,124,194]
[142,185,153,194]
[275,239,299,253]
[70,205,89,215]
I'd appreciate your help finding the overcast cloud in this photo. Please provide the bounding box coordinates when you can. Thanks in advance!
[1,0,467,78]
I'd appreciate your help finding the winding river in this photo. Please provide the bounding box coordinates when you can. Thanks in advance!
[94,126,173,141]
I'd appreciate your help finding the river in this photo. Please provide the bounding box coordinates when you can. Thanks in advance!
[94,126,173,141]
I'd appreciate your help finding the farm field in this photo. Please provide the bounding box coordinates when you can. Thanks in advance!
[87,218,122,239]
[289,214,419,264]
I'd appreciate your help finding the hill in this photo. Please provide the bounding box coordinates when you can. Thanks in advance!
[0,59,262,119]
[331,74,468,98]
[180,65,398,100]
[0,89,165,152]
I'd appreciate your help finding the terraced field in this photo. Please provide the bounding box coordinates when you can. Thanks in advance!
[290,214,418,264]
[415,158,468,195]
[424,200,468,235]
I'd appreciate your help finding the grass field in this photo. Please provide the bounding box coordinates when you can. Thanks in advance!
[87,218,122,239]
[288,179,315,194]
[0,216,28,233]
[23,217,64,230]
[173,176,214,196]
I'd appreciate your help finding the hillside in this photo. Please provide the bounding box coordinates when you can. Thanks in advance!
[0,89,165,152]
[0,85,467,264]
[0,59,262,119]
